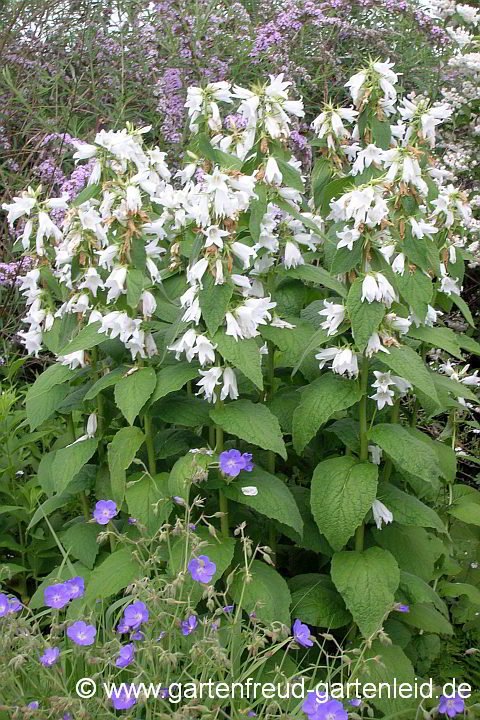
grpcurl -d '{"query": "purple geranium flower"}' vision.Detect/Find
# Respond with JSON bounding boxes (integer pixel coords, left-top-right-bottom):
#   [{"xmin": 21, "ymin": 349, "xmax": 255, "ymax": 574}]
[
  {"xmin": 116, "ymin": 643, "xmax": 135, "ymax": 668},
  {"xmin": 27, "ymin": 701, "xmax": 39, "ymax": 710},
  {"xmin": 439, "ymin": 695, "xmax": 465, "ymax": 718},
  {"xmin": 188, "ymin": 555, "xmax": 216, "ymax": 584},
  {"xmin": 223, "ymin": 605, "xmax": 234, "ymax": 613},
  {"xmin": 293, "ymin": 619, "xmax": 313, "ymax": 647},
  {"xmin": 67, "ymin": 620, "xmax": 96, "ymax": 646},
  {"xmin": 182, "ymin": 615, "xmax": 197, "ymax": 636},
  {"xmin": 131, "ymin": 630, "xmax": 145, "ymax": 641},
  {"xmin": 65, "ymin": 576, "xmax": 84, "ymax": 600},
  {"xmin": 0, "ymin": 593, "xmax": 8, "ymax": 616},
  {"xmin": 93, "ymin": 499, "xmax": 117, "ymax": 525},
  {"xmin": 123, "ymin": 601, "xmax": 148, "ymax": 629},
  {"xmin": 396, "ymin": 604, "xmax": 409, "ymax": 613},
  {"xmin": 111, "ymin": 684, "xmax": 137, "ymax": 711},
  {"xmin": 219, "ymin": 449, "xmax": 254, "ymax": 477},
  {"xmin": 117, "ymin": 618, "xmax": 129, "ymax": 634},
  {"xmin": 40, "ymin": 647, "xmax": 60, "ymax": 666},
  {"xmin": 317, "ymin": 700, "xmax": 348, "ymax": 720},
  {"xmin": 8, "ymin": 596, "xmax": 22, "ymax": 613},
  {"xmin": 128, "ymin": 517, "xmax": 137, "ymax": 524},
  {"xmin": 349, "ymin": 698, "xmax": 362, "ymax": 707},
  {"xmin": 44, "ymin": 583, "xmax": 71, "ymax": 610},
  {"xmin": 303, "ymin": 690, "xmax": 328, "ymax": 718}
]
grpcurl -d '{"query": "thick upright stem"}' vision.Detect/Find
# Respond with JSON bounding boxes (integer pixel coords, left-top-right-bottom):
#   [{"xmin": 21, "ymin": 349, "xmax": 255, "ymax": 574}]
[
  {"xmin": 266, "ymin": 341, "xmax": 277, "ymax": 561},
  {"xmin": 91, "ymin": 347, "xmax": 104, "ymax": 463},
  {"xmin": 216, "ymin": 420, "xmax": 229, "ymax": 538},
  {"xmin": 68, "ymin": 413, "xmax": 90, "ymax": 521},
  {"xmin": 144, "ymin": 412, "xmax": 156, "ymax": 477},
  {"xmin": 355, "ymin": 355, "xmax": 369, "ymax": 552},
  {"xmin": 382, "ymin": 398, "xmax": 400, "ymax": 483}
]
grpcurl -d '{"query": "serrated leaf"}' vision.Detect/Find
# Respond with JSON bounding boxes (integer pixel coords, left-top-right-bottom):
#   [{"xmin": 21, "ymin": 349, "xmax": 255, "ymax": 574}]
[
  {"xmin": 126, "ymin": 268, "xmax": 145, "ymax": 309},
  {"xmin": 407, "ymin": 326, "xmax": 463, "ymax": 359},
  {"xmin": 438, "ymin": 582, "xmax": 480, "ymax": 605},
  {"xmin": 379, "ymin": 484, "xmax": 445, "ymax": 532},
  {"xmin": 432, "ymin": 372, "xmax": 478, "ymax": 402},
  {"xmin": 125, "ymin": 472, "xmax": 171, "ymax": 533},
  {"xmin": 289, "ymin": 574, "xmax": 351, "ymax": 628},
  {"xmin": 72, "ymin": 183, "xmax": 101, "ymax": 207},
  {"xmin": 399, "ymin": 571, "xmax": 448, "ymax": 616},
  {"xmin": 293, "ymin": 375, "xmax": 362, "ymax": 454},
  {"xmin": 311, "ymin": 457, "xmax": 378, "ymax": 551},
  {"xmin": 312, "ymin": 158, "xmax": 333, "ymax": 207},
  {"xmin": 149, "ymin": 363, "xmax": 199, "ymax": 404},
  {"xmin": 371, "ymin": 118, "xmax": 391, "ymax": 149},
  {"xmin": 114, "ymin": 367, "xmax": 156, "ymax": 424},
  {"xmin": 379, "ymin": 344, "xmax": 439, "ymax": 404},
  {"xmin": 331, "ymin": 547, "xmax": 400, "ymax": 638},
  {"xmin": 85, "ymin": 549, "xmax": 142, "ymax": 604},
  {"xmin": 267, "ymin": 389, "xmax": 302, "ymax": 434},
  {"xmin": 369, "ymin": 424, "xmax": 446, "ymax": 485},
  {"xmin": 210, "ymin": 400, "xmax": 287, "ymax": 459},
  {"xmin": 249, "ymin": 183, "xmax": 268, "ymax": 241},
  {"xmin": 347, "ymin": 278, "xmax": 385, "ymax": 351},
  {"xmin": 284, "ymin": 263, "xmax": 347, "ymax": 298},
  {"xmin": 57, "ymin": 321, "xmax": 104, "ymax": 355},
  {"xmin": 52, "ymin": 439, "xmax": 98, "ymax": 494},
  {"xmin": 83, "ymin": 366, "xmax": 127, "ymax": 400},
  {"xmin": 356, "ymin": 642, "xmax": 416, "ymax": 716},
  {"xmin": 26, "ymin": 364, "xmax": 74, "ymax": 430},
  {"xmin": 402, "ymin": 604, "xmax": 453, "ymax": 634},
  {"xmin": 168, "ymin": 452, "xmax": 210, "ymax": 502},
  {"xmin": 153, "ymin": 395, "xmax": 211, "ymax": 426},
  {"xmin": 331, "ymin": 236, "xmax": 364, "ymax": 275},
  {"xmin": 60, "ymin": 523, "xmax": 100, "ymax": 569},
  {"xmin": 451, "ymin": 294, "xmax": 475, "ymax": 327},
  {"xmin": 107, "ymin": 426, "xmax": 145, "ymax": 505},
  {"xmin": 448, "ymin": 502, "xmax": 480, "ymax": 526},
  {"xmin": 230, "ymin": 560, "xmax": 291, "ymax": 626},
  {"xmin": 319, "ymin": 177, "xmax": 352, "ymax": 216},
  {"xmin": 372, "ymin": 525, "xmax": 444, "ymax": 582},
  {"xmin": 214, "ymin": 149, "xmax": 243, "ymax": 170},
  {"xmin": 198, "ymin": 274, "xmax": 233, "ymax": 335},
  {"xmin": 223, "ymin": 468, "xmax": 303, "ymax": 535},
  {"xmin": 214, "ymin": 330, "xmax": 263, "ymax": 390},
  {"xmin": 395, "ymin": 270, "xmax": 433, "ymax": 320},
  {"xmin": 275, "ymin": 158, "xmax": 304, "ymax": 192}
]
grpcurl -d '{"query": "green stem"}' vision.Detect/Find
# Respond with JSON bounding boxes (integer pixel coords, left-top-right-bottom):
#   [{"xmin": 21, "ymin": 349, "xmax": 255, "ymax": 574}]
[
  {"xmin": 91, "ymin": 347, "xmax": 104, "ymax": 463},
  {"xmin": 355, "ymin": 355, "xmax": 369, "ymax": 553},
  {"xmin": 215, "ymin": 410, "xmax": 229, "ymax": 538},
  {"xmin": 144, "ymin": 412, "xmax": 156, "ymax": 477},
  {"xmin": 68, "ymin": 413, "xmax": 90, "ymax": 521},
  {"xmin": 266, "ymin": 341, "xmax": 277, "ymax": 561},
  {"xmin": 382, "ymin": 398, "xmax": 400, "ymax": 483}
]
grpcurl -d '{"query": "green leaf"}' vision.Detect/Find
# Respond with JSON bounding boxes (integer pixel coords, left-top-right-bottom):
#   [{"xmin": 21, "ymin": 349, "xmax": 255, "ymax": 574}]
[
  {"xmin": 347, "ymin": 278, "xmax": 385, "ymax": 351},
  {"xmin": 331, "ymin": 236, "xmax": 364, "ymax": 275},
  {"xmin": 52, "ymin": 439, "xmax": 98, "ymax": 494},
  {"xmin": 438, "ymin": 581, "xmax": 480, "ymax": 605},
  {"xmin": 214, "ymin": 330, "xmax": 263, "ymax": 390},
  {"xmin": 319, "ymin": 177, "xmax": 352, "ymax": 216},
  {"xmin": 125, "ymin": 472, "xmax": 171, "ymax": 533},
  {"xmin": 289, "ymin": 573, "xmax": 351, "ymax": 628},
  {"xmin": 195, "ymin": 132, "xmax": 217, "ymax": 162},
  {"xmin": 432, "ymin": 372, "xmax": 478, "ymax": 402},
  {"xmin": 402, "ymin": 604, "xmax": 453, "ymax": 634},
  {"xmin": 312, "ymin": 158, "xmax": 333, "ymax": 207},
  {"xmin": 273, "ymin": 198, "xmax": 325, "ymax": 236},
  {"xmin": 280, "ymin": 487, "xmax": 333, "ymax": 555},
  {"xmin": 456, "ymin": 333, "xmax": 480, "ymax": 357},
  {"xmin": 57, "ymin": 321, "xmax": 104, "ymax": 355},
  {"xmin": 371, "ymin": 117, "xmax": 391, "ymax": 149},
  {"xmin": 83, "ymin": 366, "xmax": 127, "ymax": 400},
  {"xmin": 276, "ymin": 158, "xmax": 304, "ymax": 192},
  {"xmin": 451, "ymin": 294, "xmax": 475, "ymax": 327},
  {"xmin": 108, "ymin": 426, "xmax": 145, "ymax": 505},
  {"xmin": 292, "ymin": 375, "xmax": 362, "ymax": 454},
  {"xmin": 399, "ymin": 571, "xmax": 448, "ymax": 616},
  {"xmin": 267, "ymin": 389, "xmax": 302, "ymax": 434},
  {"xmin": 210, "ymin": 400, "xmax": 287, "ymax": 459},
  {"xmin": 284, "ymin": 263, "xmax": 347, "ymax": 298},
  {"xmin": 214, "ymin": 149, "xmax": 243, "ymax": 170},
  {"xmin": 249, "ymin": 183, "xmax": 268, "ymax": 241},
  {"xmin": 260, "ymin": 320, "xmax": 329, "ymax": 376},
  {"xmin": 311, "ymin": 457, "xmax": 378, "ymax": 551},
  {"xmin": 230, "ymin": 560, "xmax": 291, "ymax": 626},
  {"xmin": 126, "ymin": 269, "xmax": 145, "ymax": 309},
  {"xmin": 448, "ymin": 502, "xmax": 480, "ymax": 526},
  {"xmin": 407, "ymin": 326, "xmax": 463, "ymax": 359},
  {"xmin": 153, "ymin": 395, "xmax": 210, "ymax": 426},
  {"xmin": 84, "ymin": 548, "xmax": 142, "ymax": 604},
  {"xmin": 395, "ymin": 270, "xmax": 433, "ymax": 320},
  {"xmin": 369, "ymin": 424, "xmax": 442, "ymax": 485},
  {"xmin": 198, "ymin": 274, "xmax": 233, "ymax": 335},
  {"xmin": 114, "ymin": 367, "xmax": 156, "ymax": 424},
  {"xmin": 379, "ymin": 484, "xmax": 445, "ymax": 532},
  {"xmin": 168, "ymin": 452, "xmax": 211, "ymax": 502},
  {"xmin": 356, "ymin": 642, "xmax": 416, "ymax": 716},
  {"xmin": 27, "ymin": 492, "xmax": 74, "ymax": 530},
  {"xmin": 149, "ymin": 363, "xmax": 199, "ymax": 404},
  {"xmin": 72, "ymin": 183, "xmax": 101, "ymax": 206},
  {"xmin": 60, "ymin": 523, "xmax": 99, "ymax": 569},
  {"xmin": 331, "ymin": 547, "xmax": 400, "ymax": 638},
  {"xmin": 372, "ymin": 525, "xmax": 444, "ymax": 582},
  {"xmin": 26, "ymin": 364, "xmax": 74, "ymax": 430},
  {"xmin": 379, "ymin": 345, "xmax": 439, "ymax": 404},
  {"xmin": 223, "ymin": 468, "xmax": 303, "ymax": 535}
]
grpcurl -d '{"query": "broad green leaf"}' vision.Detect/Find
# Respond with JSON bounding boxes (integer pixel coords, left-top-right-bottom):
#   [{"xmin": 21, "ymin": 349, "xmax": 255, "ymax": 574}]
[
  {"xmin": 214, "ymin": 149, "xmax": 243, "ymax": 170},
  {"xmin": 312, "ymin": 158, "xmax": 333, "ymax": 207},
  {"xmin": 379, "ymin": 484, "xmax": 445, "ymax": 532},
  {"xmin": 293, "ymin": 375, "xmax": 362, "ymax": 454},
  {"xmin": 72, "ymin": 183, "xmax": 100, "ymax": 206},
  {"xmin": 57, "ymin": 321, "xmax": 104, "ymax": 355},
  {"xmin": 267, "ymin": 389, "xmax": 302, "ymax": 434},
  {"xmin": 369, "ymin": 424, "xmax": 445, "ymax": 485},
  {"xmin": 356, "ymin": 642, "xmax": 416, "ymax": 716},
  {"xmin": 432, "ymin": 372, "xmax": 478, "ymax": 402},
  {"xmin": 85, "ymin": 549, "xmax": 142, "ymax": 604},
  {"xmin": 260, "ymin": 319, "xmax": 329, "ymax": 377},
  {"xmin": 214, "ymin": 330, "xmax": 263, "ymax": 390},
  {"xmin": 230, "ymin": 560, "xmax": 291, "ymax": 626},
  {"xmin": 371, "ymin": 117, "xmax": 391, "ymax": 149},
  {"xmin": 60, "ymin": 523, "xmax": 99, "ymax": 569},
  {"xmin": 26, "ymin": 364, "xmax": 74, "ymax": 430},
  {"xmin": 149, "ymin": 363, "xmax": 199, "ymax": 404},
  {"xmin": 114, "ymin": 367, "xmax": 156, "ymax": 424},
  {"xmin": 223, "ymin": 468, "xmax": 303, "ymax": 536},
  {"xmin": 448, "ymin": 502, "xmax": 480, "ymax": 526},
  {"xmin": 108, "ymin": 426, "xmax": 145, "ymax": 505},
  {"xmin": 210, "ymin": 400, "xmax": 287, "ymax": 459},
  {"xmin": 372, "ymin": 525, "xmax": 444, "ymax": 582},
  {"xmin": 407, "ymin": 326, "xmax": 463, "ymax": 360},
  {"xmin": 402, "ymin": 604, "xmax": 453, "ymax": 634},
  {"xmin": 249, "ymin": 183, "xmax": 268, "ymax": 241},
  {"xmin": 198, "ymin": 274, "xmax": 233, "ymax": 335},
  {"xmin": 327, "ymin": 418, "xmax": 361, "ymax": 454},
  {"xmin": 83, "ymin": 366, "xmax": 127, "ymax": 400},
  {"xmin": 457, "ymin": 333, "xmax": 480, "ymax": 357},
  {"xmin": 126, "ymin": 268, "xmax": 146, "ymax": 309},
  {"xmin": 284, "ymin": 263, "xmax": 347, "ymax": 298},
  {"xmin": 43, "ymin": 314, "xmax": 78, "ymax": 354},
  {"xmin": 168, "ymin": 452, "xmax": 211, "ymax": 502},
  {"xmin": 125, "ymin": 472, "xmax": 171, "ymax": 533},
  {"xmin": 395, "ymin": 269, "xmax": 433, "ymax": 320},
  {"xmin": 153, "ymin": 395, "xmax": 210, "ymax": 426},
  {"xmin": 331, "ymin": 547, "xmax": 400, "ymax": 638},
  {"xmin": 154, "ymin": 428, "xmax": 200, "ymax": 459},
  {"xmin": 289, "ymin": 574, "xmax": 351, "ymax": 628},
  {"xmin": 379, "ymin": 345, "xmax": 439, "ymax": 405},
  {"xmin": 274, "ymin": 198, "xmax": 325, "ymax": 236},
  {"xmin": 319, "ymin": 177, "xmax": 353, "ymax": 216},
  {"xmin": 331, "ymin": 237, "xmax": 364, "ymax": 275},
  {"xmin": 52, "ymin": 439, "xmax": 98, "ymax": 494},
  {"xmin": 451, "ymin": 294, "xmax": 475, "ymax": 327},
  {"xmin": 346, "ymin": 277, "xmax": 385, "ymax": 351},
  {"xmin": 399, "ymin": 571, "xmax": 448, "ymax": 616},
  {"xmin": 438, "ymin": 581, "xmax": 480, "ymax": 605},
  {"xmin": 276, "ymin": 158, "xmax": 304, "ymax": 192},
  {"xmin": 311, "ymin": 457, "xmax": 378, "ymax": 551},
  {"xmin": 27, "ymin": 491, "xmax": 74, "ymax": 530}
]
